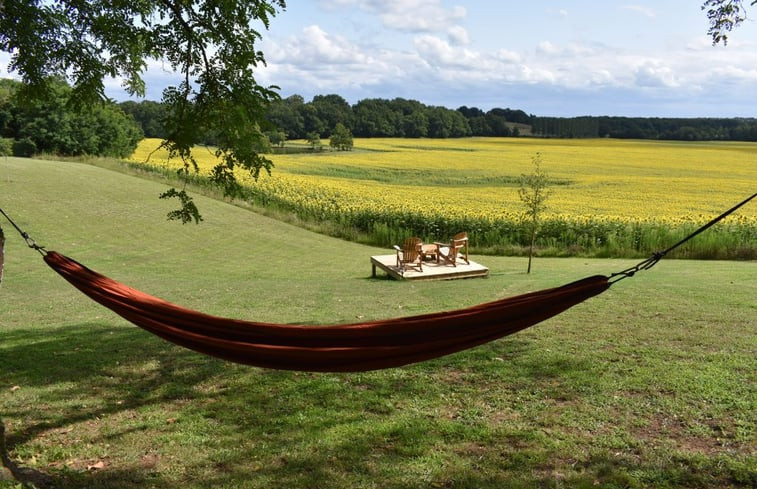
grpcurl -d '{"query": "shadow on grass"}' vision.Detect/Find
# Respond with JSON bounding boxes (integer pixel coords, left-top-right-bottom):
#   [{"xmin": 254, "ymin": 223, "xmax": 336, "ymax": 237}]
[
  {"xmin": 3, "ymin": 322, "xmax": 713, "ymax": 489},
  {"xmin": 2, "ymin": 324, "xmax": 230, "ymax": 487},
  {"xmin": 0, "ymin": 324, "xmax": 537, "ymax": 488}
]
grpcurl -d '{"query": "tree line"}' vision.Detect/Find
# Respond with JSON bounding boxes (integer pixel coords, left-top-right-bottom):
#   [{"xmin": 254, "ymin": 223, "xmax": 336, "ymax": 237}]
[
  {"xmin": 532, "ymin": 116, "xmax": 757, "ymax": 141},
  {"xmin": 0, "ymin": 78, "xmax": 141, "ymax": 157},
  {"xmin": 4, "ymin": 76, "xmax": 757, "ymax": 161},
  {"xmin": 116, "ymin": 93, "xmax": 533, "ymax": 145},
  {"xmin": 123, "ymin": 93, "xmax": 757, "ymax": 144},
  {"xmin": 264, "ymin": 94, "xmax": 532, "ymax": 140}
]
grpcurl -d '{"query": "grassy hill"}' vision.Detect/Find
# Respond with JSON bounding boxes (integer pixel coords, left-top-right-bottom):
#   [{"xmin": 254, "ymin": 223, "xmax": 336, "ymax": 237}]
[{"xmin": 1, "ymin": 157, "xmax": 755, "ymax": 488}]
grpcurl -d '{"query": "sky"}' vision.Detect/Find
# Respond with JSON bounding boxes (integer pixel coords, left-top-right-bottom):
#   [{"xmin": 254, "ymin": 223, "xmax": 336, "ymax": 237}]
[{"xmin": 4, "ymin": 1, "xmax": 757, "ymax": 117}]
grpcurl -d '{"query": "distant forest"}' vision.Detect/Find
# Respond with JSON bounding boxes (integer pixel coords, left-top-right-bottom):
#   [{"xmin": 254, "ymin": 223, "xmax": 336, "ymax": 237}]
[
  {"xmin": 121, "ymin": 93, "xmax": 757, "ymax": 144},
  {"xmin": 4, "ymin": 74, "xmax": 756, "ymax": 160}
]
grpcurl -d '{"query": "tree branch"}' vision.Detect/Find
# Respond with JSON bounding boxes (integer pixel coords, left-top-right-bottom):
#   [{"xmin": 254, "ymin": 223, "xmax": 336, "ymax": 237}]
[
  {"xmin": 156, "ymin": 0, "xmax": 211, "ymax": 72},
  {"xmin": 702, "ymin": 0, "xmax": 755, "ymax": 44}
]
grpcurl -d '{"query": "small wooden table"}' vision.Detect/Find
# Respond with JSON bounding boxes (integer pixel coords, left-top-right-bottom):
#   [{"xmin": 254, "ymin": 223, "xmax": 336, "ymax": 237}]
[{"xmin": 421, "ymin": 243, "xmax": 439, "ymax": 262}]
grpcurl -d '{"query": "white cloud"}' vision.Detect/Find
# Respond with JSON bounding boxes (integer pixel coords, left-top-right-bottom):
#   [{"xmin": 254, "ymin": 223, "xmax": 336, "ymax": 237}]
[
  {"xmin": 413, "ymin": 35, "xmax": 482, "ymax": 68},
  {"xmin": 447, "ymin": 26, "xmax": 470, "ymax": 46},
  {"xmin": 494, "ymin": 48, "xmax": 522, "ymax": 64},
  {"xmin": 263, "ymin": 24, "xmax": 678, "ymax": 98},
  {"xmin": 536, "ymin": 41, "xmax": 560, "ymax": 56},
  {"xmin": 379, "ymin": 2, "xmax": 466, "ymax": 33},
  {"xmin": 259, "ymin": 26, "xmax": 431, "ymax": 95},
  {"xmin": 634, "ymin": 60, "xmax": 680, "ymax": 88},
  {"xmin": 708, "ymin": 65, "xmax": 757, "ymax": 83},
  {"xmin": 267, "ymin": 25, "xmax": 368, "ymax": 65}
]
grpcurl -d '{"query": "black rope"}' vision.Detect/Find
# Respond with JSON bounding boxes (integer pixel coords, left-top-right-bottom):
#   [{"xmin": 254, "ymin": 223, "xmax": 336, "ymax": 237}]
[
  {"xmin": 0, "ymin": 223, "xmax": 4, "ymax": 286},
  {"xmin": 0, "ymin": 207, "xmax": 47, "ymax": 255},
  {"xmin": 609, "ymin": 192, "xmax": 756, "ymax": 284}
]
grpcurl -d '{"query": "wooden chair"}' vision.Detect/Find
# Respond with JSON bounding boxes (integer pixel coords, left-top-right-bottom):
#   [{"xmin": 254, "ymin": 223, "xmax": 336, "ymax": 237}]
[
  {"xmin": 393, "ymin": 237, "xmax": 424, "ymax": 273},
  {"xmin": 436, "ymin": 232, "xmax": 469, "ymax": 267}
]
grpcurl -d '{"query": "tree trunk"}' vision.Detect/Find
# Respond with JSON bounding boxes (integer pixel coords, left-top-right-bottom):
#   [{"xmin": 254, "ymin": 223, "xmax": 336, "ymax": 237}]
[
  {"xmin": 0, "ymin": 416, "xmax": 16, "ymax": 478},
  {"xmin": 527, "ymin": 227, "xmax": 536, "ymax": 274},
  {"xmin": 1, "ymin": 416, "xmax": 52, "ymax": 487}
]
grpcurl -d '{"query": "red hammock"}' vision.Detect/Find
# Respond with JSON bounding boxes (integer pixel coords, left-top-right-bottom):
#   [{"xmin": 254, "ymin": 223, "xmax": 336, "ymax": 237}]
[
  {"xmin": 2, "ymin": 194, "xmax": 751, "ymax": 372},
  {"xmin": 5, "ymin": 194, "xmax": 752, "ymax": 372},
  {"xmin": 43, "ymin": 251, "xmax": 609, "ymax": 372}
]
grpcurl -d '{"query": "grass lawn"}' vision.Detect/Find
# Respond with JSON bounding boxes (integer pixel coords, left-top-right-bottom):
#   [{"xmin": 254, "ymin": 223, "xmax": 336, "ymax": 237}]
[{"xmin": 1, "ymin": 157, "xmax": 755, "ymax": 488}]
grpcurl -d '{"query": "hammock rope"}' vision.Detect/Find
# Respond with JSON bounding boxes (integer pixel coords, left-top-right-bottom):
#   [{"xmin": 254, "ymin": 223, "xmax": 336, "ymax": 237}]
[
  {"xmin": 608, "ymin": 192, "xmax": 756, "ymax": 283},
  {"xmin": 0, "ymin": 223, "xmax": 4, "ymax": 286},
  {"xmin": 1, "ymin": 193, "xmax": 754, "ymax": 372},
  {"xmin": 0, "ymin": 207, "xmax": 45, "ymax": 255}
]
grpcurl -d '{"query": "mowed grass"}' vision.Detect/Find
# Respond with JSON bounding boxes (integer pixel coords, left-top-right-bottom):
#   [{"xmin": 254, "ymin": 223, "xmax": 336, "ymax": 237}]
[{"xmin": 1, "ymin": 157, "xmax": 755, "ymax": 488}]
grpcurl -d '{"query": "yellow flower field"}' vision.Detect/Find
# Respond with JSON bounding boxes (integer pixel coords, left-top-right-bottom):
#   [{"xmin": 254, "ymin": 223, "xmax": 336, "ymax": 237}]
[{"xmin": 130, "ymin": 137, "xmax": 756, "ymax": 257}]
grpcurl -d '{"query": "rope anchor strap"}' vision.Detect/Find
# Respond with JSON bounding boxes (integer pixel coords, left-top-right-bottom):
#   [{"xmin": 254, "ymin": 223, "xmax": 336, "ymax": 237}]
[
  {"xmin": 0, "ymin": 207, "xmax": 47, "ymax": 255},
  {"xmin": 610, "ymin": 192, "xmax": 756, "ymax": 283},
  {"xmin": 0, "ymin": 224, "xmax": 4, "ymax": 285}
]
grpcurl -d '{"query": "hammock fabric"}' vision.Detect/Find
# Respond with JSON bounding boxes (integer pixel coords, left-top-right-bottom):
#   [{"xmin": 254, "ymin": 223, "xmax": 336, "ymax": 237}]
[{"xmin": 44, "ymin": 251, "xmax": 609, "ymax": 372}]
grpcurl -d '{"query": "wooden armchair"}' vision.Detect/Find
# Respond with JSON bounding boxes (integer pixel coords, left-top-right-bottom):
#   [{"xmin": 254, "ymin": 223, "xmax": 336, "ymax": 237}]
[
  {"xmin": 436, "ymin": 232, "xmax": 469, "ymax": 267},
  {"xmin": 393, "ymin": 237, "xmax": 424, "ymax": 273}
]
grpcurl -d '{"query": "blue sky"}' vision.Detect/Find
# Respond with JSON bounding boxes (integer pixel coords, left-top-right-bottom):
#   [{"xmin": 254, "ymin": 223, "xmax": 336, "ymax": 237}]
[
  {"xmin": 4, "ymin": 1, "xmax": 757, "ymax": 117},
  {"xmin": 248, "ymin": 0, "xmax": 757, "ymax": 117}
]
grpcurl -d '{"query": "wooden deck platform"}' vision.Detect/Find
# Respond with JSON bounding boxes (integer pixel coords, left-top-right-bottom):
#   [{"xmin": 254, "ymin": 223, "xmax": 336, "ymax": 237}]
[{"xmin": 370, "ymin": 254, "xmax": 489, "ymax": 281}]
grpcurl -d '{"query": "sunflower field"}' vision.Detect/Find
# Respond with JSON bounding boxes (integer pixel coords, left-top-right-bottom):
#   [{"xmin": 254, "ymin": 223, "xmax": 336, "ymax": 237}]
[{"xmin": 129, "ymin": 137, "xmax": 756, "ymax": 259}]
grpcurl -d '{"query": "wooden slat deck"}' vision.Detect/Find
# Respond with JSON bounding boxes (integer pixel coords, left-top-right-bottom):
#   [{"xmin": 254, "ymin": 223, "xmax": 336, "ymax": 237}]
[{"xmin": 370, "ymin": 254, "xmax": 489, "ymax": 281}]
